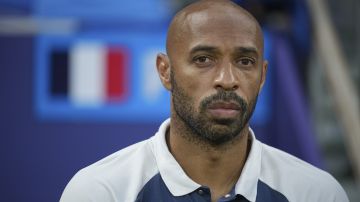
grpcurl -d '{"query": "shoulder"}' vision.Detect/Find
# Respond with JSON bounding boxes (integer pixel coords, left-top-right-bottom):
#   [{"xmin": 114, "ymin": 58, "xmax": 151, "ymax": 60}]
[
  {"xmin": 259, "ymin": 142, "xmax": 349, "ymax": 202},
  {"xmin": 60, "ymin": 138, "xmax": 159, "ymax": 202}
]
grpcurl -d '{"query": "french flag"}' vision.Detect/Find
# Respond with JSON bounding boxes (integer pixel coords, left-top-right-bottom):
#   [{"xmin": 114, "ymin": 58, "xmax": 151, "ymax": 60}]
[{"xmin": 49, "ymin": 42, "xmax": 129, "ymax": 107}]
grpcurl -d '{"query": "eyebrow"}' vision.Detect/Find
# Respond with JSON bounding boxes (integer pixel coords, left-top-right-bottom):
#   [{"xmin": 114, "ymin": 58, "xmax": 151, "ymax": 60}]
[
  {"xmin": 189, "ymin": 45, "xmax": 220, "ymax": 55},
  {"xmin": 235, "ymin": 47, "xmax": 259, "ymax": 57},
  {"xmin": 189, "ymin": 45, "xmax": 259, "ymax": 57}
]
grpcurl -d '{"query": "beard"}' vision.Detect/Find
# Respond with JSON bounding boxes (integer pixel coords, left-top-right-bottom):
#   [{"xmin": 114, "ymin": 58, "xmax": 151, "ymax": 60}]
[{"xmin": 171, "ymin": 70, "xmax": 258, "ymax": 147}]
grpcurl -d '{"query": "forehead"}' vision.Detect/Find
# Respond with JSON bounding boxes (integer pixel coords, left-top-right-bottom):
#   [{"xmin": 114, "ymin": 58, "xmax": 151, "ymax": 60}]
[{"xmin": 179, "ymin": 9, "xmax": 262, "ymax": 54}]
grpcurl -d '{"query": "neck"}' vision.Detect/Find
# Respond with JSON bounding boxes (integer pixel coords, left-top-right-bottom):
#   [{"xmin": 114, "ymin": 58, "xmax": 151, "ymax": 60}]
[{"xmin": 167, "ymin": 116, "xmax": 251, "ymax": 201}]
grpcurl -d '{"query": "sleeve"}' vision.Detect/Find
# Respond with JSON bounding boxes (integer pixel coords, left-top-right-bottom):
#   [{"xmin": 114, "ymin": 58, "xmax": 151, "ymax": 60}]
[
  {"xmin": 333, "ymin": 181, "xmax": 349, "ymax": 202},
  {"xmin": 60, "ymin": 170, "xmax": 114, "ymax": 202},
  {"xmin": 321, "ymin": 173, "xmax": 350, "ymax": 202}
]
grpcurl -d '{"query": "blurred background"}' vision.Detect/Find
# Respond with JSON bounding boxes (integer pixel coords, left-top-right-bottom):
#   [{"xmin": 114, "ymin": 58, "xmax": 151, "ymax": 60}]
[{"xmin": 0, "ymin": 0, "xmax": 359, "ymax": 201}]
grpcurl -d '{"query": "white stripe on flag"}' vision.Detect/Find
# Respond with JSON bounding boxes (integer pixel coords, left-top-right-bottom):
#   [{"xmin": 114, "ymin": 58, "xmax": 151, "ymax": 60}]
[
  {"xmin": 142, "ymin": 49, "xmax": 164, "ymax": 103},
  {"xmin": 69, "ymin": 42, "xmax": 106, "ymax": 107}
]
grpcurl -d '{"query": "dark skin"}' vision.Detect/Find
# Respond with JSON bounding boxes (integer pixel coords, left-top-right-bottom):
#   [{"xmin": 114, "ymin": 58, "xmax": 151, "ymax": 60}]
[{"xmin": 156, "ymin": 1, "xmax": 267, "ymax": 201}]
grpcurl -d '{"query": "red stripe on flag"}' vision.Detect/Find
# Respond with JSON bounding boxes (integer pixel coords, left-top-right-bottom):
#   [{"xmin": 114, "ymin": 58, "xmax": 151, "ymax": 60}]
[{"xmin": 106, "ymin": 47, "xmax": 128, "ymax": 102}]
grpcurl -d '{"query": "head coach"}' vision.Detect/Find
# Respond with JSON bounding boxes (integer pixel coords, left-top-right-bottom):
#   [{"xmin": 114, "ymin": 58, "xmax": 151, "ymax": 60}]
[{"xmin": 60, "ymin": 0, "xmax": 349, "ymax": 201}]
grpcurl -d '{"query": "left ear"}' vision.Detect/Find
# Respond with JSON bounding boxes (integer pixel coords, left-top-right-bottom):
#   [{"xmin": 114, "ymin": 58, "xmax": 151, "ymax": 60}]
[{"xmin": 259, "ymin": 60, "xmax": 268, "ymax": 92}]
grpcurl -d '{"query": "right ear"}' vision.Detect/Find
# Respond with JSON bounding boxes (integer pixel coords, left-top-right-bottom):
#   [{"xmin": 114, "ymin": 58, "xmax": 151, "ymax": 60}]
[{"xmin": 156, "ymin": 53, "xmax": 172, "ymax": 91}]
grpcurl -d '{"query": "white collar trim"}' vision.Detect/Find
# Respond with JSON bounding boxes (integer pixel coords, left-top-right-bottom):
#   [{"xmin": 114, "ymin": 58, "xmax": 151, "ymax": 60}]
[
  {"xmin": 234, "ymin": 128, "xmax": 262, "ymax": 201},
  {"xmin": 152, "ymin": 119, "xmax": 262, "ymax": 200},
  {"xmin": 152, "ymin": 118, "xmax": 201, "ymax": 196}
]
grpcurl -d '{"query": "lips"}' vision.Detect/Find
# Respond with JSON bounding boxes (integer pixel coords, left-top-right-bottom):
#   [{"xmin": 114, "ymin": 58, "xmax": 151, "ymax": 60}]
[
  {"xmin": 207, "ymin": 101, "xmax": 241, "ymax": 118},
  {"xmin": 208, "ymin": 101, "xmax": 241, "ymax": 110}
]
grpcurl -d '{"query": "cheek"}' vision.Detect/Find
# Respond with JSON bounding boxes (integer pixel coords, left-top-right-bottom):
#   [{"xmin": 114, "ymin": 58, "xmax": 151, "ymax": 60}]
[
  {"xmin": 182, "ymin": 80, "xmax": 204, "ymax": 109},
  {"xmin": 174, "ymin": 65, "xmax": 212, "ymax": 100},
  {"xmin": 236, "ymin": 70, "xmax": 262, "ymax": 100}
]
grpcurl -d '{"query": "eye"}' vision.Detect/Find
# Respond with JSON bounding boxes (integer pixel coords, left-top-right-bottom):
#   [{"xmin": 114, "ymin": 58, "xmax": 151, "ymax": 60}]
[
  {"xmin": 237, "ymin": 57, "xmax": 255, "ymax": 66},
  {"xmin": 193, "ymin": 56, "xmax": 214, "ymax": 67},
  {"xmin": 194, "ymin": 56, "xmax": 210, "ymax": 63}
]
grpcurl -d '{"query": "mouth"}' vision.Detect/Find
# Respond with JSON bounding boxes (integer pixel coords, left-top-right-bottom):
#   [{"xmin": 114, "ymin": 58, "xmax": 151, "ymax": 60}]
[{"xmin": 207, "ymin": 101, "xmax": 241, "ymax": 118}]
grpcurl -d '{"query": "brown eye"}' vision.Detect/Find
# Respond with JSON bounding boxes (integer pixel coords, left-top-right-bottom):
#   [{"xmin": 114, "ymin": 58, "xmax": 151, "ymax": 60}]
[
  {"xmin": 193, "ymin": 56, "xmax": 214, "ymax": 67},
  {"xmin": 238, "ymin": 58, "xmax": 255, "ymax": 66},
  {"xmin": 195, "ymin": 56, "xmax": 210, "ymax": 63}
]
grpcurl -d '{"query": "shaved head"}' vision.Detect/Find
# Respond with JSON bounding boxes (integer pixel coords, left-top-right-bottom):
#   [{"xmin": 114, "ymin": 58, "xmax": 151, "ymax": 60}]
[
  {"xmin": 157, "ymin": 0, "xmax": 268, "ymax": 148},
  {"xmin": 166, "ymin": 0, "xmax": 264, "ymax": 61}
]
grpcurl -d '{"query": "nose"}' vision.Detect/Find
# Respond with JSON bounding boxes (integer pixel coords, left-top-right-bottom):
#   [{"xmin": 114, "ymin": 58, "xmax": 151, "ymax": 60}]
[{"xmin": 213, "ymin": 62, "xmax": 239, "ymax": 91}]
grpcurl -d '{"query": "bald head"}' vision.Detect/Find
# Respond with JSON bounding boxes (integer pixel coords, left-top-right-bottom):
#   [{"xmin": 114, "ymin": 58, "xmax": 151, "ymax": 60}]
[
  {"xmin": 156, "ymin": 0, "xmax": 268, "ymax": 148},
  {"xmin": 166, "ymin": 0, "xmax": 264, "ymax": 60}
]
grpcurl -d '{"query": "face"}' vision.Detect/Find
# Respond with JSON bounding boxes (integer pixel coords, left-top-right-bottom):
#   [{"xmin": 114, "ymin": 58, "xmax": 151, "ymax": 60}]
[{"xmin": 159, "ymin": 7, "xmax": 267, "ymax": 146}]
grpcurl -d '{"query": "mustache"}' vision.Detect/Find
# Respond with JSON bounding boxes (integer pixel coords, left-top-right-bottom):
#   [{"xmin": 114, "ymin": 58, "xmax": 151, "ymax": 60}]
[{"xmin": 200, "ymin": 90, "xmax": 247, "ymax": 111}]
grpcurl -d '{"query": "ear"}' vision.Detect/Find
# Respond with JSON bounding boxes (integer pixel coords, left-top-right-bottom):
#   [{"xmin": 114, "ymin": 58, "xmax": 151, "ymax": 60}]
[
  {"xmin": 259, "ymin": 60, "xmax": 268, "ymax": 91},
  {"xmin": 156, "ymin": 53, "xmax": 172, "ymax": 91}
]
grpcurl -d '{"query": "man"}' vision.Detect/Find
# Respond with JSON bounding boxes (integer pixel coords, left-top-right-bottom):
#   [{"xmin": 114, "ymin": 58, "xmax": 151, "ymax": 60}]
[{"xmin": 61, "ymin": 0, "xmax": 349, "ymax": 201}]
